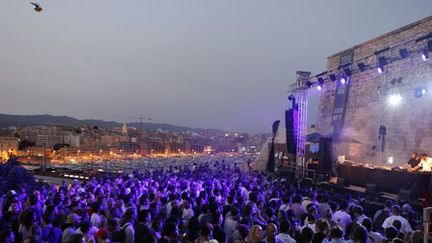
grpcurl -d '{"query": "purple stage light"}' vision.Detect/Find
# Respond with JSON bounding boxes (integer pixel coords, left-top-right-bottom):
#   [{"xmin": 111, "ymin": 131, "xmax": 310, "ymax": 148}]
[
  {"xmin": 377, "ymin": 66, "xmax": 383, "ymax": 74},
  {"xmin": 317, "ymin": 85, "xmax": 322, "ymax": 91},
  {"xmin": 340, "ymin": 77, "xmax": 346, "ymax": 84}
]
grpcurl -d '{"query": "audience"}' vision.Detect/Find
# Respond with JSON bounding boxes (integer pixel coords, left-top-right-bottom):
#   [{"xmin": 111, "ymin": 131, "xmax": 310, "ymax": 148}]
[{"xmin": 0, "ymin": 155, "xmax": 426, "ymax": 243}]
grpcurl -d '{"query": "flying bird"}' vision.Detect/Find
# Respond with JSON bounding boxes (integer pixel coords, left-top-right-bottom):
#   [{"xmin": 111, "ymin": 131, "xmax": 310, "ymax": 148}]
[{"xmin": 30, "ymin": 2, "xmax": 43, "ymax": 12}]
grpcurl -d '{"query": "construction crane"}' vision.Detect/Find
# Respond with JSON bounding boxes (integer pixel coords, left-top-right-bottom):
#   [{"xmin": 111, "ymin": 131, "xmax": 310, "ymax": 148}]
[{"xmin": 115, "ymin": 115, "xmax": 152, "ymax": 145}]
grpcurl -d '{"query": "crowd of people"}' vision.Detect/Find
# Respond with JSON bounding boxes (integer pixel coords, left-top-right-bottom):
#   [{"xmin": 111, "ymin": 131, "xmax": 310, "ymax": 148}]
[{"xmin": 0, "ymin": 156, "xmax": 425, "ymax": 243}]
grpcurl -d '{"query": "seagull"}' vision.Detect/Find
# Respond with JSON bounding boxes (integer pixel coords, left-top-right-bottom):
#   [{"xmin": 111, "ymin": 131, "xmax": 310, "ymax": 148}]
[{"xmin": 30, "ymin": 2, "xmax": 43, "ymax": 12}]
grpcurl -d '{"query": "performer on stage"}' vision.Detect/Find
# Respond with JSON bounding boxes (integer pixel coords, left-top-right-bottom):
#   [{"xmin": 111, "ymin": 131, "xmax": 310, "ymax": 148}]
[
  {"xmin": 402, "ymin": 152, "xmax": 420, "ymax": 170},
  {"xmin": 410, "ymin": 153, "xmax": 432, "ymax": 172}
]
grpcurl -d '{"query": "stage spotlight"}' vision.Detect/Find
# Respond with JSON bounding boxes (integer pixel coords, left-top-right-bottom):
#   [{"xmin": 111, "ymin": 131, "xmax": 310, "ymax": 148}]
[
  {"xmin": 340, "ymin": 76, "xmax": 346, "ymax": 84},
  {"xmin": 317, "ymin": 77, "xmax": 324, "ymax": 90},
  {"xmin": 399, "ymin": 48, "xmax": 409, "ymax": 58},
  {"xmin": 387, "ymin": 157, "xmax": 394, "ymax": 164},
  {"xmin": 305, "ymin": 81, "xmax": 314, "ymax": 88},
  {"xmin": 415, "ymin": 87, "xmax": 427, "ymax": 98},
  {"xmin": 343, "ymin": 68, "xmax": 352, "ymax": 76},
  {"xmin": 422, "ymin": 49, "xmax": 429, "ymax": 61},
  {"xmin": 377, "ymin": 66, "xmax": 384, "ymax": 74},
  {"xmin": 329, "ymin": 74, "xmax": 336, "ymax": 82},
  {"xmin": 358, "ymin": 62, "xmax": 367, "ymax": 72},
  {"xmin": 377, "ymin": 56, "xmax": 387, "ymax": 74},
  {"xmin": 388, "ymin": 94, "xmax": 402, "ymax": 105}
]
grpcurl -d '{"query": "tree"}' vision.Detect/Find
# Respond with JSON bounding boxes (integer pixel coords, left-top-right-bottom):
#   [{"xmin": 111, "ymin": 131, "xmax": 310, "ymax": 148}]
[
  {"xmin": 0, "ymin": 158, "xmax": 36, "ymax": 195},
  {"xmin": 18, "ymin": 139, "xmax": 36, "ymax": 150},
  {"xmin": 53, "ymin": 143, "xmax": 70, "ymax": 151}
]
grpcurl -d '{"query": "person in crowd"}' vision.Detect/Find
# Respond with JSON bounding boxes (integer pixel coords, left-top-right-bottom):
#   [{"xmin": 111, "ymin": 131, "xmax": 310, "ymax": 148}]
[
  {"xmin": 352, "ymin": 206, "xmax": 367, "ymax": 225},
  {"xmin": 291, "ymin": 194, "xmax": 307, "ymax": 221},
  {"xmin": 384, "ymin": 226, "xmax": 399, "ymax": 242},
  {"xmin": 78, "ymin": 221, "xmax": 96, "ymax": 243},
  {"xmin": 313, "ymin": 219, "xmax": 329, "ymax": 243},
  {"xmin": 406, "ymin": 230, "xmax": 423, "ymax": 243},
  {"xmin": 263, "ymin": 223, "xmax": 283, "ymax": 243},
  {"xmin": 302, "ymin": 214, "xmax": 316, "ymax": 233},
  {"xmin": 403, "ymin": 152, "xmax": 421, "ymax": 170},
  {"xmin": 233, "ymin": 224, "xmax": 249, "ymax": 243},
  {"xmin": 299, "ymin": 226, "xmax": 314, "ymax": 243},
  {"xmin": 224, "ymin": 207, "xmax": 240, "ymax": 241},
  {"xmin": 41, "ymin": 213, "xmax": 63, "ymax": 243},
  {"xmin": 247, "ymin": 225, "xmax": 262, "ymax": 243},
  {"xmin": 194, "ymin": 223, "xmax": 217, "ymax": 243},
  {"xmin": 120, "ymin": 208, "xmax": 136, "ymax": 243},
  {"xmin": 18, "ymin": 210, "xmax": 37, "ymax": 242},
  {"xmin": 95, "ymin": 228, "xmax": 110, "ymax": 243},
  {"xmin": 323, "ymin": 226, "xmax": 344, "ymax": 243},
  {"xmin": 349, "ymin": 223, "xmax": 368, "ymax": 243},
  {"xmin": 372, "ymin": 199, "xmax": 393, "ymax": 231},
  {"xmin": 0, "ymin": 228, "xmax": 15, "ymax": 243},
  {"xmin": 332, "ymin": 200, "xmax": 351, "ymax": 233},
  {"xmin": 382, "ymin": 205, "xmax": 412, "ymax": 234},
  {"xmin": 135, "ymin": 210, "xmax": 155, "ymax": 243},
  {"xmin": 362, "ymin": 217, "xmax": 384, "ymax": 243},
  {"xmin": 411, "ymin": 153, "xmax": 432, "ymax": 172},
  {"xmin": 276, "ymin": 220, "xmax": 296, "ymax": 243},
  {"xmin": 211, "ymin": 213, "xmax": 226, "ymax": 243},
  {"xmin": 63, "ymin": 213, "xmax": 82, "ymax": 243},
  {"xmin": 318, "ymin": 194, "xmax": 331, "ymax": 218},
  {"xmin": 159, "ymin": 222, "xmax": 179, "ymax": 243}
]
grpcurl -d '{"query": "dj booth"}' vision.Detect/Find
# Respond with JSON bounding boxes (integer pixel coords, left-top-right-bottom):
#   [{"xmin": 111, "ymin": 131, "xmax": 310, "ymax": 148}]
[{"xmin": 336, "ymin": 163, "xmax": 432, "ymax": 198}]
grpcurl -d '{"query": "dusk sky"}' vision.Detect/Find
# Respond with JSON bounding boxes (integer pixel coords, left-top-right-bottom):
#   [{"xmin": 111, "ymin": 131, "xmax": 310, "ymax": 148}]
[{"xmin": 1, "ymin": 1, "xmax": 431, "ymax": 133}]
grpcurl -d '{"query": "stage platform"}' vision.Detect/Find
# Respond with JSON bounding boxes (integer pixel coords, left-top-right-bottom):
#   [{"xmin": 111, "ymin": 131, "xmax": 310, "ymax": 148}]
[
  {"xmin": 336, "ymin": 163, "xmax": 431, "ymax": 199},
  {"xmin": 326, "ymin": 177, "xmax": 399, "ymax": 201}
]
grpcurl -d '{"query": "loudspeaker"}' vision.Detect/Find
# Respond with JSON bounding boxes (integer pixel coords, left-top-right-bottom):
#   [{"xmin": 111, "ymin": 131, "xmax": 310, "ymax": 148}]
[
  {"xmin": 337, "ymin": 177, "xmax": 350, "ymax": 187},
  {"xmin": 285, "ymin": 109, "xmax": 296, "ymax": 154},
  {"xmin": 398, "ymin": 189, "xmax": 412, "ymax": 200},
  {"xmin": 319, "ymin": 137, "xmax": 333, "ymax": 173},
  {"xmin": 366, "ymin": 183, "xmax": 380, "ymax": 196}
]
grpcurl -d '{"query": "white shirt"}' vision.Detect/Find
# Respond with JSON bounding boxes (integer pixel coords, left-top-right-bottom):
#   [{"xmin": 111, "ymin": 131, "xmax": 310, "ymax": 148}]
[
  {"xmin": 419, "ymin": 157, "xmax": 432, "ymax": 171},
  {"xmin": 382, "ymin": 215, "xmax": 412, "ymax": 233},
  {"xmin": 90, "ymin": 213, "xmax": 102, "ymax": 228},
  {"xmin": 182, "ymin": 208, "xmax": 194, "ymax": 225},
  {"xmin": 276, "ymin": 233, "xmax": 296, "ymax": 243},
  {"xmin": 368, "ymin": 231, "xmax": 385, "ymax": 243},
  {"xmin": 223, "ymin": 216, "xmax": 238, "ymax": 241},
  {"xmin": 332, "ymin": 210, "xmax": 351, "ymax": 231},
  {"xmin": 279, "ymin": 204, "xmax": 290, "ymax": 212}
]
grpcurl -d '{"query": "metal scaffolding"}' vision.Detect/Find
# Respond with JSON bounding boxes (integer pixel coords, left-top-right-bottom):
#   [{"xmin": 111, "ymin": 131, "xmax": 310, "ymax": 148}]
[{"xmin": 294, "ymin": 71, "xmax": 310, "ymax": 183}]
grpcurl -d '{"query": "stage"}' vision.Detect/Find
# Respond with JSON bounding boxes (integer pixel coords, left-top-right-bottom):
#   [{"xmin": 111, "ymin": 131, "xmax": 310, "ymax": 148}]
[{"xmin": 336, "ymin": 163, "xmax": 431, "ymax": 199}]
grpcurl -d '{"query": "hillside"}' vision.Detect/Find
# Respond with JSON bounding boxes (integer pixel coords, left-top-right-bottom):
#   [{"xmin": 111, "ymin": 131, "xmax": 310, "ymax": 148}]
[{"xmin": 0, "ymin": 114, "xmax": 223, "ymax": 133}]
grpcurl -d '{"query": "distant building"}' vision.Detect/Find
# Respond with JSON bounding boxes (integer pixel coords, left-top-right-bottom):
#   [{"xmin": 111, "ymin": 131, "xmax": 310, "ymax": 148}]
[
  {"xmin": 122, "ymin": 123, "xmax": 128, "ymax": 135},
  {"xmin": 64, "ymin": 134, "xmax": 80, "ymax": 147},
  {"xmin": 0, "ymin": 136, "xmax": 19, "ymax": 160}
]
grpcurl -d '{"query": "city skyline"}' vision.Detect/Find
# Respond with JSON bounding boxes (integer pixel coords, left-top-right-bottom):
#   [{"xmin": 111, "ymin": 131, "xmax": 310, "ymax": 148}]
[{"xmin": 1, "ymin": 1, "xmax": 431, "ymax": 133}]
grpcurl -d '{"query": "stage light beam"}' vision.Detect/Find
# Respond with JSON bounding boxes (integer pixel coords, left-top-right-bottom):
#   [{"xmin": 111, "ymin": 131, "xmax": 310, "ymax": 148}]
[
  {"xmin": 388, "ymin": 94, "xmax": 402, "ymax": 105},
  {"xmin": 340, "ymin": 77, "xmax": 346, "ymax": 84},
  {"xmin": 377, "ymin": 56, "xmax": 387, "ymax": 74}
]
